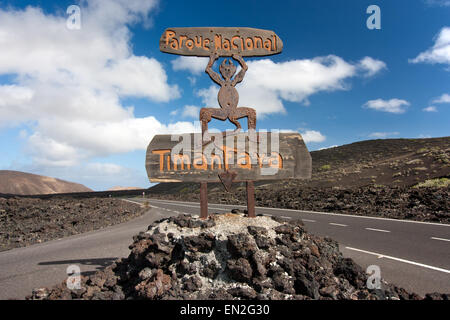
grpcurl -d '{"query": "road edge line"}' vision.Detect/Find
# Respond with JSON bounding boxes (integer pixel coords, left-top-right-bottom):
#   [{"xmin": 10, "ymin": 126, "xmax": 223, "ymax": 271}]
[{"xmin": 344, "ymin": 246, "xmax": 450, "ymax": 274}]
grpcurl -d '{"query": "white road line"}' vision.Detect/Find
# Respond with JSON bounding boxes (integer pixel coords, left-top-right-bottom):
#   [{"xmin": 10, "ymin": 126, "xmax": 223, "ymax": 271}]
[
  {"xmin": 122, "ymin": 199, "xmax": 164, "ymax": 211},
  {"xmin": 302, "ymin": 219, "xmax": 316, "ymax": 223},
  {"xmin": 345, "ymin": 246, "xmax": 450, "ymax": 274},
  {"xmin": 121, "ymin": 199, "xmax": 142, "ymax": 205},
  {"xmin": 280, "ymin": 216, "xmax": 292, "ymax": 219},
  {"xmin": 431, "ymin": 237, "xmax": 450, "ymax": 242},
  {"xmin": 365, "ymin": 228, "xmax": 391, "ymax": 233},
  {"xmin": 147, "ymin": 199, "xmax": 450, "ymax": 227},
  {"xmin": 329, "ymin": 223, "xmax": 348, "ymax": 227}
]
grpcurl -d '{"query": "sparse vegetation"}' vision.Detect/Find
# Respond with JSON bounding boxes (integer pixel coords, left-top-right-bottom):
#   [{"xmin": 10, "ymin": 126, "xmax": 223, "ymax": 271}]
[
  {"xmin": 416, "ymin": 147, "xmax": 428, "ymax": 154},
  {"xmin": 406, "ymin": 159, "xmax": 423, "ymax": 165},
  {"xmin": 436, "ymin": 152, "xmax": 449, "ymax": 164},
  {"xmin": 320, "ymin": 164, "xmax": 331, "ymax": 171},
  {"xmin": 413, "ymin": 178, "xmax": 450, "ymax": 189},
  {"xmin": 179, "ymin": 187, "xmax": 190, "ymax": 194}
]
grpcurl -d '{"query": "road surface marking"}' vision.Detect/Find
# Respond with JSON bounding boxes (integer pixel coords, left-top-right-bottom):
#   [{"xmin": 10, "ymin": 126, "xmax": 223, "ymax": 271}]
[
  {"xmin": 146, "ymin": 199, "xmax": 450, "ymax": 227},
  {"xmin": 345, "ymin": 247, "xmax": 450, "ymax": 274},
  {"xmin": 302, "ymin": 219, "xmax": 316, "ymax": 223},
  {"xmin": 431, "ymin": 237, "xmax": 450, "ymax": 242},
  {"xmin": 365, "ymin": 228, "xmax": 391, "ymax": 233},
  {"xmin": 121, "ymin": 199, "xmax": 143, "ymax": 205},
  {"xmin": 280, "ymin": 216, "xmax": 292, "ymax": 219},
  {"xmin": 329, "ymin": 223, "xmax": 348, "ymax": 227}
]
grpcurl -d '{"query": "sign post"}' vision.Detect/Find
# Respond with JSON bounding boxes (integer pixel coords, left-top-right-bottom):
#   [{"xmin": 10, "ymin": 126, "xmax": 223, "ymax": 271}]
[{"xmin": 147, "ymin": 27, "xmax": 311, "ymax": 219}]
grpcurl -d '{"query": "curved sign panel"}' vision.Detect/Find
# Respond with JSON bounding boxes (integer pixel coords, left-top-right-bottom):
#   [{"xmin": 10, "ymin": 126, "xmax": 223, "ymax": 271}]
[
  {"xmin": 159, "ymin": 27, "xmax": 283, "ymax": 57},
  {"xmin": 146, "ymin": 132, "xmax": 311, "ymax": 183}
]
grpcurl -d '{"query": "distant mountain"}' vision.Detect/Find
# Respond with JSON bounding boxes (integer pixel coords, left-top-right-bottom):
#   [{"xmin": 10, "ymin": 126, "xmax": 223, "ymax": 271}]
[
  {"xmin": 0, "ymin": 170, "xmax": 92, "ymax": 195},
  {"xmin": 107, "ymin": 186, "xmax": 144, "ymax": 191}
]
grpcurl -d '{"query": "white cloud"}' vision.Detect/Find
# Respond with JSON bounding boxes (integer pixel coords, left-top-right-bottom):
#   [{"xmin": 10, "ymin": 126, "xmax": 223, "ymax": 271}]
[
  {"xmin": 187, "ymin": 76, "xmax": 197, "ymax": 86},
  {"xmin": 432, "ymin": 93, "xmax": 450, "ymax": 103},
  {"xmin": 171, "ymin": 56, "xmax": 208, "ymax": 75},
  {"xmin": 368, "ymin": 132, "xmax": 400, "ymax": 138},
  {"xmin": 0, "ymin": 85, "xmax": 35, "ymax": 126},
  {"xmin": 410, "ymin": 27, "xmax": 450, "ymax": 67},
  {"xmin": 425, "ymin": 0, "xmax": 450, "ymax": 7},
  {"xmin": 300, "ymin": 130, "xmax": 326, "ymax": 143},
  {"xmin": 79, "ymin": 162, "xmax": 150, "ymax": 190},
  {"xmin": 85, "ymin": 162, "xmax": 127, "ymax": 176},
  {"xmin": 423, "ymin": 106, "xmax": 438, "ymax": 112},
  {"xmin": 318, "ymin": 145, "xmax": 338, "ymax": 150},
  {"xmin": 363, "ymin": 99, "xmax": 410, "ymax": 114},
  {"xmin": 195, "ymin": 55, "xmax": 386, "ymax": 117},
  {"xmin": 181, "ymin": 105, "xmax": 200, "ymax": 119},
  {"xmin": 358, "ymin": 57, "xmax": 387, "ymax": 77},
  {"xmin": 26, "ymin": 117, "xmax": 200, "ymax": 166},
  {"xmin": 0, "ymin": 1, "xmax": 195, "ymax": 176}
]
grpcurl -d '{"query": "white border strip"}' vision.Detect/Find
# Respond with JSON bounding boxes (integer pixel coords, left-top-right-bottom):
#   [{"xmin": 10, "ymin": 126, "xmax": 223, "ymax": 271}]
[
  {"xmin": 345, "ymin": 246, "xmax": 450, "ymax": 274},
  {"xmin": 431, "ymin": 237, "xmax": 450, "ymax": 242},
  {"xmin": 329, "ymin": 223, "xmax": 348, "ymax": 227}
]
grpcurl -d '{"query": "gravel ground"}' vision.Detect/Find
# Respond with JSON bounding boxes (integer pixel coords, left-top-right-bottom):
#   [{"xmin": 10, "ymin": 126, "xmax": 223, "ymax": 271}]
[
  {"xmin": 149, "ymin": 185, "xmax": 450, "ymax": 224},
  {"xmin": 0, "ymin": 197, "xmax": 145, "ymax": 251}
]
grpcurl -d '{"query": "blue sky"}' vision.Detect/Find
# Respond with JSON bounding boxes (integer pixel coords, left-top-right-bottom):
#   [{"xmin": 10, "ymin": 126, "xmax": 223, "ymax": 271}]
[{"xmin": 0, "ymin": 0, "xmax": 449, "ymax": 190}]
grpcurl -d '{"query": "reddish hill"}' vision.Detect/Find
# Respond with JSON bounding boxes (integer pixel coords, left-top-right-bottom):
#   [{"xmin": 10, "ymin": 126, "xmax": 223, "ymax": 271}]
[
  {"xmin": 107, "ymin": 186, "xmax": 144, "ymax": 191},
  {"xmin": 0, "ymin": 170, "xmax": 92, "ymax": 195}
]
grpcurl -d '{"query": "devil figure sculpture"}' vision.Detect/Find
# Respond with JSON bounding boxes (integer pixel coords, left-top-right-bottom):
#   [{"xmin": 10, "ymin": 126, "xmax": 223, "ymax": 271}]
[{"xmin": 200, "ymin": 52, "xmax": 257, "ymax": 142}]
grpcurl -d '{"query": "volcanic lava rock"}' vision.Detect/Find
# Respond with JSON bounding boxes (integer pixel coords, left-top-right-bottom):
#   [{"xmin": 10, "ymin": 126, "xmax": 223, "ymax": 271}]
[
  {"xmin": 27, "ymin": 213, "xmax": 448, "ymax": 300},
  {"xmin": 149, "ymin": 184, "xmax": 450, "ymax": 224},
  {"xmin": 135, "ymin": 269, "xmax": 172, "ymax": 299},
  {"xmin": 333, "ymin": 257, "xmax": 366, "ymax": 288},
  {"xmin": 183, "ymin": 233, "xmax": 215, "ymax": 253},
  {"xmin": 227, "ymin": 233, "xmax": 257, "ymax": 259},
  {"xmin": 0, "ymin": 197, "xmax": 144, "ymax": 251},
  {"xmin": 227, "ymin": 258, "xmax": 253, "ymax": 283}
]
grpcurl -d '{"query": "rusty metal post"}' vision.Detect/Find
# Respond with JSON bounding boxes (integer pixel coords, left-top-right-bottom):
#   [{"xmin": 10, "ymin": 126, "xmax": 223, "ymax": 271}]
[
  {"xmin": 246, "ymin": 180, "xmax": 256, "ymax": 218},
  {"xmin": 200, "ymin": 182, "xmax": 208, "ymax": 219}
]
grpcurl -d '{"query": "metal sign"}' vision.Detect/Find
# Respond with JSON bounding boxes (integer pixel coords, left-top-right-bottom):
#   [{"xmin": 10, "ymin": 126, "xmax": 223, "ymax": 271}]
[
  {"xmin": 159, "ymin": 27, "xmax": 283, "ymax": 57},
  {"xmin": 149, "ymin": 26, "xmax": 310, "ymax": 219},
  {"xmin": 146, "ymin": 132, "xmax": 312, "ymax": 183}
]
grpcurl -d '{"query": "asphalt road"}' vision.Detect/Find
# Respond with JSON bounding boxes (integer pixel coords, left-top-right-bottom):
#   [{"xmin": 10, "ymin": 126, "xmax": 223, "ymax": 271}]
[
  {"xmin": 141, "ymin": 199, "xmax": 450, "ymax": 295},
  {"xmin": 0, "ymin": 204, "xmax": 178, "ymax": 300},
  {"xmin": 0, "ymin": 198, "xmax": 448, "ymax": 299}
]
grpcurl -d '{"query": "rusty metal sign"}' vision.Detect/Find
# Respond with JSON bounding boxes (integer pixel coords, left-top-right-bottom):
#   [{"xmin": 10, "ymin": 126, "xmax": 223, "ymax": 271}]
[
  {"xmin": 200, "ymin": 52, "xmax": 255, "ymax": 136},
  {"xmin": 149, "ymin": 26, "xmax": 309, "ymax": 219},
  {"xmin": 146, "ymin": 132, "xmax": 312, "ymax": 183},
  {"xmin": 159, "ymin": 27, "xmax": 283, "ymax": 57}
]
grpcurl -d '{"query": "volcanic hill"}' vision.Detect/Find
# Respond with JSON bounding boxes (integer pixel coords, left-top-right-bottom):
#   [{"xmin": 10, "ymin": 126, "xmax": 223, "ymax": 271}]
[
  {"xmin": 146, "ymin": 137, "xmax": 450, "ymax": 223},
  {"xmin": 0, "ymin": 170, "xmax": 92, "ymax": 195}
]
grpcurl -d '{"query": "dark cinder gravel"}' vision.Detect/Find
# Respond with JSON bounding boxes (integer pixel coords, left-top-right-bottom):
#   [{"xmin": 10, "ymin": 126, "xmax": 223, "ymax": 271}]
[{"xmin": 0, "ymin": 197, "xmax": 145, "ymax": 251}]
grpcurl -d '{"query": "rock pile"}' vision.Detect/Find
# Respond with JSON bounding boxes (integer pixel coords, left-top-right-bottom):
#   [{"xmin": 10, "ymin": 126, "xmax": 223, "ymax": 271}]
[{"xmin": 28, "ymin": 213, "xmax": 448, "ymax": 300}]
